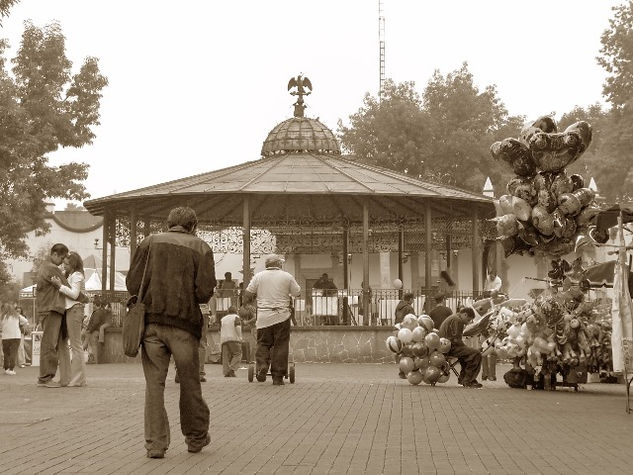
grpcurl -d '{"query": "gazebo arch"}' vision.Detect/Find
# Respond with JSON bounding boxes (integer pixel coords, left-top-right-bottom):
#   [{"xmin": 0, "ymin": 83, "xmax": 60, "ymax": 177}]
[{"xmin": 84, "ymin": 78, "xmax": 495, "ymax": 323}]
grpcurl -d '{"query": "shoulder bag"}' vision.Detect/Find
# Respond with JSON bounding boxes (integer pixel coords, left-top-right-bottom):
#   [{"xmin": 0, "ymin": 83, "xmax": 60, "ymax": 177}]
[{"xmin": 123, "ymin": 246, "xmax": 151, "ymax": 357}]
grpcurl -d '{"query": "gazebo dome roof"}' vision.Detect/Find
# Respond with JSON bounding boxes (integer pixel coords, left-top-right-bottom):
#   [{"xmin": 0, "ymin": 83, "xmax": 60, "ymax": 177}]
[{"xmin": 261, "ymin": 117, "xmax": 341, "ymax": 157}]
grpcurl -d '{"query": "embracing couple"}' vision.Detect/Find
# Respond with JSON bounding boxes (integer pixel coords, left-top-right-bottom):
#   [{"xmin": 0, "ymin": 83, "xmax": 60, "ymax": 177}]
[{"xmin": 36, "ymin": 243, "xmax": 89, "ymax": 388}]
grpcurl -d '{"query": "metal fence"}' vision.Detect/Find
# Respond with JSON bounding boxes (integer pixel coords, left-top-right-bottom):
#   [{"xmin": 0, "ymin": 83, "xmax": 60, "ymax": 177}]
[
  {"xmin": 53, "ymin": 288, "xmax": 479, "ymax": 329},
  {"xmin": 294, "ymin": 288, "xmax": 478, "ymax": 327}
]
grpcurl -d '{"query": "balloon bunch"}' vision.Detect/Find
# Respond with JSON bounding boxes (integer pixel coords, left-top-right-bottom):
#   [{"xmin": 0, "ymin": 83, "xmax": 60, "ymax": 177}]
[
  {"xmin": 486, "ymin": 287, "xmax": 606, "ymax": 374},
  {"xmin": 490, "ymin": 116, "xmax": 600, "ymax": 257},
  {"xmin": 385, "ymin": 314, "xmax": 453, "ymax": 385}
]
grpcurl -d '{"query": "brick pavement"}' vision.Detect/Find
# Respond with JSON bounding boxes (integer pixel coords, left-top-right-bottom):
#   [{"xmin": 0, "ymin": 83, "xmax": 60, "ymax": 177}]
[{"xmin": 0, "ymin": 362, "xmax": 631, "ymax": 474}]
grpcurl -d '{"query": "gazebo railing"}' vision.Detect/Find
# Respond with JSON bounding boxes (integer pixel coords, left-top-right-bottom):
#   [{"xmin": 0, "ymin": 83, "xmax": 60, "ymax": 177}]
[
  {"xmin": 294, "ymin": 288, "xmax": 478, "ymax": 327},
  {"xmin": 78, "ymin": 288, "xmax": 479, "ymax": 329}
]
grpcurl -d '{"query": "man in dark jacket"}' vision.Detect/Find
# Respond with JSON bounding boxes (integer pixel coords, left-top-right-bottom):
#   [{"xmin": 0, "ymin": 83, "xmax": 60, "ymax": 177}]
[
  {"xmin": 439, "ymin": 307, "xmax": 483, "ymax": 388},
  {"xmin": 127, "ymin": 207, "xmax": 217, "ymax": 459},
  {"xmin": 429, "ymin": 295, "xmax": 453, "ymax": 329},
  {"xmin": 394, "ymin": 292, "xmax": 415, "ymax": 324},
  {"xmin": 36, "ymin": 243, "xmax": 71, "ymax": 388}
]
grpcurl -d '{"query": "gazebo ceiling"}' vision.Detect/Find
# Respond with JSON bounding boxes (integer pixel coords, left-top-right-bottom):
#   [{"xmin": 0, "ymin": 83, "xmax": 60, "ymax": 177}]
[{"xmin": 84, "ymin": 153, "xmax": 495, "ymax": 226}]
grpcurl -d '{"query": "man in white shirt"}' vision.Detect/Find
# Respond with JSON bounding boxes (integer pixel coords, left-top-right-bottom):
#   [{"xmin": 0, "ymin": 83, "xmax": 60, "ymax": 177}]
[
  {"xmin": 243, "ymin": 254, "xmax": 301, "ymax": 386},
  {"xmin": 484, "ymin": 272, "xmax": 502, "ymax": 297}
]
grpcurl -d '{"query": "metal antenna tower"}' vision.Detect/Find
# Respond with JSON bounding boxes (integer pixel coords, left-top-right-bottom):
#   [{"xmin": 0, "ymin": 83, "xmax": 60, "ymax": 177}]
[{"xmin": 378, "ymin": 0, "xmax": 385, "ymax": 99}]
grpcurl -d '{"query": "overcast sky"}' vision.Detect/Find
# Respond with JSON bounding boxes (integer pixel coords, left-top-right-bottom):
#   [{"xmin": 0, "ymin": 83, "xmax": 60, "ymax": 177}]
[{"xmin": 0, "ymin": 0, "xmax": 622, "ymax": 207}]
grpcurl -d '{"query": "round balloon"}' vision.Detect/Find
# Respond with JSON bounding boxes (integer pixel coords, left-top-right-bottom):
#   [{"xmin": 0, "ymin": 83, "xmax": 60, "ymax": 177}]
[
  {"xmin": 415, "ymin": 356, "xmax": 431, "ymax": 370},
  {"xmin": 402, "ymin": 314, "xmax": 418, "ymax": 330},
  {"xmin": 411, "ymin": 326, "xmax": 427, "ymax": 342},
  {"xmin": 424, "ymin": 366, "xmax": 441, "ymax": 384},
  {"xmin": 438, "ymin": 337, "xmax": 451, "ymax": 354},
  {"xmin": 398, "ymin": 328, "xmax": 413, "ymax": 344},
  {"xmin": 411, "ymin": 342, "xmax": 428, "ymax": 357},
  {"xmin": 418, "ymin": 316, "xmax": 435, "ymax": 332},
  {"xmin": 429, "ymin": 351, "xmax": 446, "ymax": 368},
  {"xmin": 407, "ymin": 370, "xmax": 423, "ymax": 385},
  {"xmin": 399, "ymin": 356, "xmax": 415, "ymax": 375},
  {"xmin": 386, "ymin": 336, "xmax": 402, "ymax": 354},
  {"xmin": 425, "ymin": 332, "xmax": 441, "ymax": 351},
  {"xmin": 393, "ymin": 278, "xmax": 403, "ymax": 289},
  {"xmin": 437, "ymin": 372, "xmax": 450, "ymax": 383},
  {"xmin": 401, "ymin": 343, "xmax": 414, "ymax": 357}
]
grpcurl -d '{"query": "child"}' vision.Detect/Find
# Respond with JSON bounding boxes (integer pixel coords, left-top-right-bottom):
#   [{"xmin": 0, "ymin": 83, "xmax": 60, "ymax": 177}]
[
  {"xmin": 1, "ymin": 303, "xmax": 28, "ymax": 375},
  {"xmin": 220, "ymin": 305, "xmax": 242, "ymax": 377}
]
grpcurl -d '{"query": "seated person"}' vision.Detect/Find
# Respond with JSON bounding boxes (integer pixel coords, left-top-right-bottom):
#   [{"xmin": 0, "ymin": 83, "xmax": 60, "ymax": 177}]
[
  {"xmin": 84, "ymin": 300, "xmax": 113, "ymax": 363},
  {"xmin": 483, "ymin": 272, "xmax": 502, "ymax": 298},
  {"xmin": 394, "ymin": 292, "xmax": 415, "ymax": 325},
  {"xmin": 313, "ymin": 273, "xmax": 338, "ymax": 324},
  {"xmin": 438, "ymin": 307, "xmax": 483, "ymax": 388}
]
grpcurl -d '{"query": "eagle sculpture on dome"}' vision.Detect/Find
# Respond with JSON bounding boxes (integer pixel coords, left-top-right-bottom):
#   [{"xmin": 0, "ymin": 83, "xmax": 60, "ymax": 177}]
[{"xmin": 288, "ymin": 74, "xmax": 312, "ymax": 118}]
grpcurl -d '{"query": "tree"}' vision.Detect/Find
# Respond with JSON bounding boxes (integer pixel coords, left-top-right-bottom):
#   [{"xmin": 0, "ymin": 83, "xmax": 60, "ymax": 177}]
[
  {"xmin": 337, "ymin": 80, "xmax": 431, "ymax": 176},
  {"xmin": 590, "ymin": 1, "xmax": 633, "ymax": 200},
  {"xmin": 338, "ymin": 63, "xmax": 518, "ymax": 193},
  {"xmin": 598, "ymin": 1, "xmax": 633, "ymax": 108},
  {"xmin": 421, "ymin": 63, "xmax": 517, "ymax": 191},
  {"xmin": 0, "ymin": 21, "xmax": 108, "ymax": 271},
  {"xmin": 0, "ymin": 0, "xmax": 18, "ymax": 25}
]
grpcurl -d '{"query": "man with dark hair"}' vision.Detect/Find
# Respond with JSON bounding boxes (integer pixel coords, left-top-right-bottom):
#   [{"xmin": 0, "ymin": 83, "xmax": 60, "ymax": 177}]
[
  {"xmin": 127, "ymin": 206, "xmax": 217, "ymax": 459},
  {"xmin": 429, "ymin": 295, "xmax": 453, "ymax": 329},
  {"xmin": 243, "ymin": 254, "xmax": 301, "ymax": 386},
  {"xmin": 439, "ymin": 307, "xmax": 483, "ymax": 388},
  {"xmin": 394, "ymin": 292, "xmax": 415, "ymax": 324},
  {"xmin": 36, "ymin": 243, "xmax": 71, "ymax": 388}
]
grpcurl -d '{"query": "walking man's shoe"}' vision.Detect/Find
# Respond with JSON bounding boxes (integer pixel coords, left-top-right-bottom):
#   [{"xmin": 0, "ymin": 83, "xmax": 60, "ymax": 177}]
[
  {"xmin": 256, "ymin": 370, "xmax": 267, "ymax": 382},
  {"xmin": 146, "ymin": 449, "xmax": 165, "ymax": 459},
  {"xmin": 463, "ymin": 381, "xmax": 483, "ymax": 388},
  {"xmin": 272, "ymin": 377, "xmax": 284, "ymax": 386},
  {"xmin": 188, "ymin": 433, "xmax": 211, "ymax": 453},
  {"xmin": 199, "ymin": 376, "xmax": 207, "ymax": 382}
]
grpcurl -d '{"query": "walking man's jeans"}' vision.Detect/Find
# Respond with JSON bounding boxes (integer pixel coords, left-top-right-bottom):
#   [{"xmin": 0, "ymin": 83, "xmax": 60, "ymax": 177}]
[
  {"xmin": 256, "ymin": 318, "xmax": 290, "ymax": 379},
  {"xmin": 141, "ymin": 323, "xmax": 210, "ymax": 453},
  {"xmin": 38, "ymin": 311, "xmax": 71, "ymax": 384}
]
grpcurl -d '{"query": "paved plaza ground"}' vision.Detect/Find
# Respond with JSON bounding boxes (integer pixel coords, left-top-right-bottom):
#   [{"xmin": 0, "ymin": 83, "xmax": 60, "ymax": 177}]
[{"xmin": 0, "ymin": 362, "xmax": 631, "ymax": 474}]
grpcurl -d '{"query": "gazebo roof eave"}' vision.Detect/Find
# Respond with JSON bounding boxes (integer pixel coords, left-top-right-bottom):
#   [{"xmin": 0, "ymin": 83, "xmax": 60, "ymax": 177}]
[{"xmin": 83, "ymin": 190, "xmax": 495, "ymax": 223}]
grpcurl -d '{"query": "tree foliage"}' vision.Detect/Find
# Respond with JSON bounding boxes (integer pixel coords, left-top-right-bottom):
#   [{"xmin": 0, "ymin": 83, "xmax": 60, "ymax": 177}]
[
  {"xmin": 598, "ymin": 1, "xmax": 633, "ymax": 108},
  {"xmin": 0, "ymin": 0, "xmax": 18, "ymax": 25},
  {"xmin": 0, "ymin": 21, "xmax": 108, "ymax": 266},
  {"xmin": 583, "ymin": 1, "xmax": 633, "ymax": 201},
  {"xmin": 338, "ymin": 63, "xmax": 520, "ymax": 193},
  {"xmin": 337, "ymin": 80, "xmax": 430, "ymax": 176}
]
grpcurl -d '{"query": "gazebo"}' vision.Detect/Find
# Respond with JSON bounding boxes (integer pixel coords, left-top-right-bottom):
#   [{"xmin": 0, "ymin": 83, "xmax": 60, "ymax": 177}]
[{"xmin": 84, "ymin": 77, "xmax": 496, "ymax": 322}]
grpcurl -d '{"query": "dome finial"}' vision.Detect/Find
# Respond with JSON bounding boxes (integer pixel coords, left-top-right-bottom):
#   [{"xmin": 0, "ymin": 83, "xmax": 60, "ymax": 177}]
[{"xmin": 287, "ymin": 74, "xmax": 312, "ymax": 118}]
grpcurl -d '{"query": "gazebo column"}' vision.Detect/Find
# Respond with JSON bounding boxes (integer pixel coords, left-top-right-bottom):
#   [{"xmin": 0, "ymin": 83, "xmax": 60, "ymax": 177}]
[
  {"xmin": 472, "ymin": 209, "xmax": 480, "ymax": 295},
  {"xmin": 425, "ymin": 202, "xmax": 432, "ymax": 292},
  {"xmin": 101, "ymin": 209, "xmax": 109, "ymax": 293},
  {"xmin": 362, "ymin": 201, "xmax": 370, "ymax": 325},
  {"xmin": 109, "ymin": 216, "xmax": 116, "ymax": 294},
  {"xmin": 398, "ymin": 225, "xmax": 404, "ymax": 298},
  {"xmin": 129, "ymin": 209, "xmax": 137, "ymax": 260},
  {"xmin": 242, "ymin": 196, "xmax": 251, "ymax": 289},
  {"xmin": 342, "ymin": 226, "xmax": 349, "ymax": 325}
]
